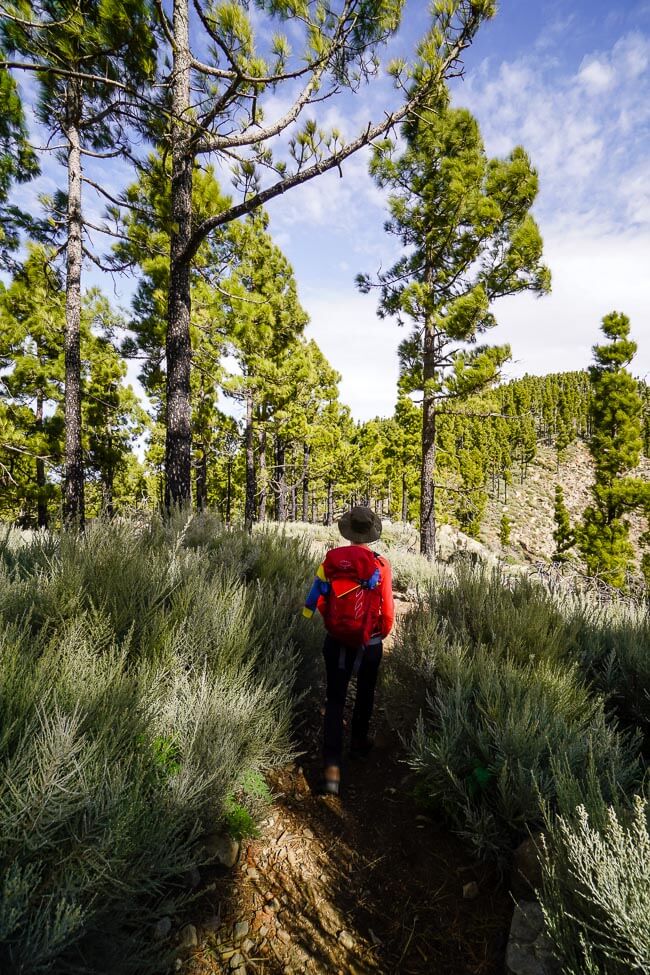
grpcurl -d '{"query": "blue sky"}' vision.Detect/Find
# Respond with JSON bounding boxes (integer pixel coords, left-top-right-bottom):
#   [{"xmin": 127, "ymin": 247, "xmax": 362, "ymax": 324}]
[
  {"xmin": 261, "ymin": 0, "xmax": 650, "ymax": 418},
  {"xmin": 7, "ymin": 0, "xmax": 650, "ymax": 423}
]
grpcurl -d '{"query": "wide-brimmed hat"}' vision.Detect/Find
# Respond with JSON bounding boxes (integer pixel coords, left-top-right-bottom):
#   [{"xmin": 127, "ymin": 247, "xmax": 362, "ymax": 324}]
[{"xmin": 338, "ymin": 506, "xmax": 382, "ymax": 544}]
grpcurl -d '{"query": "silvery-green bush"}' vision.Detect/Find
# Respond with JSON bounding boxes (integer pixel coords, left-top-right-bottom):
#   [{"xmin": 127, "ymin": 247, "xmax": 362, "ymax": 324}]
[
  {"xmin": 406, "ymin": 645, "xmax": 640, "ymax": 862},
  {"xmin": 389, "ymin": 570, "xmax": 644, "ymax": 864},
  {"xmin": 539, "ymin": 786, "xmax": 650, "ymax": 975},
  {"xmin": 0, "ymin": 514, "xmax": 318, "ymax": 973}
]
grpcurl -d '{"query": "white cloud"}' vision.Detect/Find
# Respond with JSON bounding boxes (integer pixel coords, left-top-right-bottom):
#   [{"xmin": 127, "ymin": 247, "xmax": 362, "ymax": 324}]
[
  {"xmin": 458, "ymin": 30, "xmax": 650, "ymax": 234},
  {"xmin": 303, "ymin": 291, "xmax": 401, "ymax": 420},
  {"xmin": 490, "ymin": 226, "xmax": 650, "ymax": 384},
  {"xmin": 299, "ymin": 223, "xmax": 650, "ymax": 423},
  {"xmin": 578, "ymin": 57, "xmax": 615, "ymax": 93}
]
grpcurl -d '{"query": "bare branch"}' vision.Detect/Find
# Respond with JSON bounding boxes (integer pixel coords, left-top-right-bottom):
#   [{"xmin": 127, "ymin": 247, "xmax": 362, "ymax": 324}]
[{"xmin": 81, "ymin": 175, "xmax": 153, "ymax": 217}]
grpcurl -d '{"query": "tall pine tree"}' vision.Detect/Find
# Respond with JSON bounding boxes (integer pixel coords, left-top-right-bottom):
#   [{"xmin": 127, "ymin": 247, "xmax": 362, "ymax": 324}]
[
  {"xmin": 576, "ymin": 313, "xmax": 650, "ymax": 587},
  {"xmin": 359, "ymin": 95, "xmax": 550, "ymax": 558}
]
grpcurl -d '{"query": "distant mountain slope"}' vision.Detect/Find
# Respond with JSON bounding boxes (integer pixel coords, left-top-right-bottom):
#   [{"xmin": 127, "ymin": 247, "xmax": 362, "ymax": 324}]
[{"xmin": 480, "ymin": 440, "xmax": 650, "ymax": 568}]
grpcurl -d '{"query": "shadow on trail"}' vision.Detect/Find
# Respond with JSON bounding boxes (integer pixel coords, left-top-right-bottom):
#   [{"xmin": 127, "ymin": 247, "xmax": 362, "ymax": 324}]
[{"xmin": 184, "ymin": 680, "xmax": 512, "ymax": 975}]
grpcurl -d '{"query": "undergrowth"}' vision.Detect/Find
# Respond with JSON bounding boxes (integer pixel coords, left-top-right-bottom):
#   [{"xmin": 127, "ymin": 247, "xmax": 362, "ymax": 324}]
[{"xmin": 0, "ymin": 513, "xmax": 319, "ymax": 974}]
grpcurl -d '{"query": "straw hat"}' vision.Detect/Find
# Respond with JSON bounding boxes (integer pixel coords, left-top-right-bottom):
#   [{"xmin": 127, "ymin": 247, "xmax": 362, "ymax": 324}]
[{"xmin": 337, "ymin": 506, "xmax": 382, "ymax": 544}]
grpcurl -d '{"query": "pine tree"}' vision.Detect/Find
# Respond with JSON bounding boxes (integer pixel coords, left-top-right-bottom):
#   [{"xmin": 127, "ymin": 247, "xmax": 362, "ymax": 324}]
[
  {"xmin": 0, "ymin": 65, "xmax": 38, "ymax": 267},
  {"xmin": 0, "ymin": 246, "xmax": 65, "ymax": 525},
  {"xmin": 552, "ymin": 485, "xmax": 574, "ymax": 563},
  {"xmin": 359, "ymin": 96, "xmax": 550, "ymax": 558},
  {"xmin": 141, "ymin": 0, "xmax": 493, "ymax": 505},
  {"xmin": 499, "ymin": 511, "xmax": 511, "ymax": 548},
  {"xmin": 576, "ymin": 313, "xmax": 650, "ymax": 587},
  {"xmin": 221, "ymin": 212, "xmax": 308, "ymax": 529},
  {"xmin": 2, "ymin": 0, "xmax": 155, "ymax": 525}
]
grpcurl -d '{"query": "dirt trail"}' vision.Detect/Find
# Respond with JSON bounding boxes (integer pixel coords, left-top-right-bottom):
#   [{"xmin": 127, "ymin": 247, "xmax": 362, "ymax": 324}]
[{"xmin": 183, "ymin": 605, "xmax": 512, "ymax": 975}]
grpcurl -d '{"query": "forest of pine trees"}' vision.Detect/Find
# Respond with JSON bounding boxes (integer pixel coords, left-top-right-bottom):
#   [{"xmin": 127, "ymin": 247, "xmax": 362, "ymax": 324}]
[{"xmin": 0, "ymin": 0, "xmax": 648, "ymax": 584}]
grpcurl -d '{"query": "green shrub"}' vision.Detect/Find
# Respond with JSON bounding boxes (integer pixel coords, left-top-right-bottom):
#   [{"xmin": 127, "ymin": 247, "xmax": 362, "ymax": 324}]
[
  {"xmin": 406, "ymin": 642, "xmax": 640, "ymax": 862},
  {"xmin": 423, "ymin": 564, "xmax": 578, "ymax": 667},
  {"xmin": 570, "ymin": 602, "xmax": 650, "ymax": 734},
  {"xmin": 539, "ymin": 786, "xmax": 650, "ymax": 974},
  {"xmin": 0, "ymin": 513, "xmax": 318, "ymax": 973}
]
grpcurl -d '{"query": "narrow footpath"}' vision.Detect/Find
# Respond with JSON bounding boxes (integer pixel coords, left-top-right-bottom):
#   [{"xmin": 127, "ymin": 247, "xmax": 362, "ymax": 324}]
[{"xmin": 182, "ymin": 610, "xmax": 512, "ymax": 975}]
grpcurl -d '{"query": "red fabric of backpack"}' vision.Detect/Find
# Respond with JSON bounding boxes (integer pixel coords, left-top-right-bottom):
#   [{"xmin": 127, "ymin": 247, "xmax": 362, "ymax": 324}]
[{"xmin": 321, "ymin": 546, "xmax": 382, "ymax": 647}]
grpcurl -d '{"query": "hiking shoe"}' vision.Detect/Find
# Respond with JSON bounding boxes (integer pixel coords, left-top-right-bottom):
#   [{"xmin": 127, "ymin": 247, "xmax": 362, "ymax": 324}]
[
  {"xmin": 350, "ymin": 736, "xmax": 375, "ymax": 759},
  {"xmin": 319, "ymin": 765, "xmax": 340, "ymax": 796}
]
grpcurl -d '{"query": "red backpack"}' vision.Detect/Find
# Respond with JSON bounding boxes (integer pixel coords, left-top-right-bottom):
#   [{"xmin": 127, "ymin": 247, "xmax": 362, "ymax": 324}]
[{"xmin": 321, "ymin": 546, "xmax": 383, "ymax": 647}]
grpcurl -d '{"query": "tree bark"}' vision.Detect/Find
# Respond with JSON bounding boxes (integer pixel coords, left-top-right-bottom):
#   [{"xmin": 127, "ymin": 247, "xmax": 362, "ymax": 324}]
[
  {"xmin": 289, "ymin": 482, "xmax": 297, "ymax": 521},
  {"xmin": 275, "ymin": 437, "xmax": 286, "ymax": 522},
  {"xmin": 420, "ymin": 321, "xmax": 437, "ymax": 559},
  {"xmin": 103, "ymin": 462, "xmax": 114, "ymax": 517},
  {"xmin": 195, "ymin": 442, "xmax": 207, "ymax": 510},
  {"xmin": 165, "ymin": 0, "xmax": 193, "ymax": 509},
  {"xmin": 401, "ymin": 470, "xmax": 408, "ymax": 523},
  {"xmin": 226, "ymin": 457, "xmax": 232, "ymax": 526},
  {"xmin": 35, "ymin": 389, "xmax": 48, "ymax": 528},
  {"xmin": 258, "ymin": 424, "xmax": 267, "ymax": 521},
  {"xmin": 326, "ymin": 480, "xmax": 334, "ymax": 526},
  {"xmin": 62, "ymin": 76, "xmax": 85, "ymax": 528},
  {"xmin": 302, "ymin": 443, "xmax": 309, "ymax": 521},
  {"xmin": 244, "ymin": 389, "xmax": 256, "ymax": 531}
]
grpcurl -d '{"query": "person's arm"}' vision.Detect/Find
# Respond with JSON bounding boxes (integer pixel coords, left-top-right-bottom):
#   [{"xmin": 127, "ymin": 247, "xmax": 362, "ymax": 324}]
[
  {"xmin": 302, "ymin": 563, "xmax": 329, "ymax": 618},
  {"xmin": 379, "ymin": 559, "xmax": 395, "ymax": 637}
]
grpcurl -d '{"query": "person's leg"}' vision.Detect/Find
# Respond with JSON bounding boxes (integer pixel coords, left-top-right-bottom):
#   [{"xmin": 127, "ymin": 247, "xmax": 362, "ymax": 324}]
[
  {"xmin": 322, "ymin": 635, "xmax": 352, "ymax": 769},
  {"xmin": 351, "ymin": 641, "xmax": 383, "ymax": 749}
]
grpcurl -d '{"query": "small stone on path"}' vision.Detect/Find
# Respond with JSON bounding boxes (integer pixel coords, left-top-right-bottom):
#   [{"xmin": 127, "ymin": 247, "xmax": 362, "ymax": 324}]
[
  {"xmin": 463, "ymin": 881, "xmax": 479, "ymax": 900},
  {"xmin": 234, "ymin": 920, "xmax": 249, "ymax": 941},
  {"xmin": 154, "ymin": 916, "xmax": 172, "ymax": 940},
  {"xmin": 277, "ymin": 928, "xmax": 291, "ymax": 944},
  {"xmin": 204, "ymin": 832, "xmax": 240, "ymax": 868},
  {"xmin": 506, "ymin": 901, "xmax": 562, "ymax": 975},
  {"xmin": 230, "ymin": 952, "xmax": 244, "ymax": 969},
  {"xmin": 179, "ymin": 924, "xmax": 198, "ymax": 948},
  {"xmin": 338, "ymin": 930, "xmax": 355, "ymax": 950}
]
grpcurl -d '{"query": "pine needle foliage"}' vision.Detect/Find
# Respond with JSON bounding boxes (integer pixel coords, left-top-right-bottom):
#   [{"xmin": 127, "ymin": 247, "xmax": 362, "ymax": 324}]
[{"xmin": 0, "ymin": 513, "xmax": 316, "ymax": 973}]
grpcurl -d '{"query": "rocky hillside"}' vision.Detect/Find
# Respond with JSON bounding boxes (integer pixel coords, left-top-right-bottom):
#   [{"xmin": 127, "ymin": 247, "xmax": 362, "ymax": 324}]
[{"xmin": 481, "ymin": 440, "xmax": 649, "ymax": 568}]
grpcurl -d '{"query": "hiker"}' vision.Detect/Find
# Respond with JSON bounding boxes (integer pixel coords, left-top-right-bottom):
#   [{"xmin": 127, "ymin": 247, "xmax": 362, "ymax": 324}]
[{"xmin": 303, "ymin": 506, "xmax": 394, "ymax": 796}]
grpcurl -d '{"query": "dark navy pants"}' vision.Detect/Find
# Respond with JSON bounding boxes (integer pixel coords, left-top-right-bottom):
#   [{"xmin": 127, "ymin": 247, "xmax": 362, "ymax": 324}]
[{"xmin": 322, "ymin": 634, "xmax": 383, "ymax": 766}]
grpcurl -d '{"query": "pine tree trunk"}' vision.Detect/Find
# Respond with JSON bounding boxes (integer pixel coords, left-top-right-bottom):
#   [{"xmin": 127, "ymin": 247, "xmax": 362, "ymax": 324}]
[
  {"xmin": 289, "ymin": 484, "xmax": 297, "ymax": 521},
  {"xmin": 165, "ymin": 0, "xmax": 193, "ymax": 509},
  {"xmin": 258, "ymin": 425, "xmax": 267, "ymax": 521},
  {"xmin": 226, "ymin": 458, "xmax": 232, "ymax": 526},
  {"xmin": 326, "ymin": 480, "xmax": 334, "ymax": 526},
  {"xmin": 401, "ymin": 470, "xmax": 408, "ymax": 523},
  {"xmin": 302, "ymin": 443, "xmax": 309, "ymax": 521},
  {"xmin": 275, "ymin": 437, "xmax": 286, "ymax": 522},
  {"xmin": 195, "ymin": 442, "xmax": 207, "ymax": 511},
  {"xmin": 103, "ymin": 462, "xmax": 114, "ymax": 517},
  {"xmin": 420, "ymin": 322, "xmax": 437, "ymax": 559},
  {"xmin": 35, "ymin": 390, "xmax": 48, "ymax": 528},
  {"xmin": 63, "ymin": 77, "xmax": 85, "ymax": 528},
  {"xmin": 288, "ymin": 447, "xmax": 296, "ymax": 520},
  {"xmin": 244, "ymin": 389, "xmax": 256, "ymax": 531}
]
